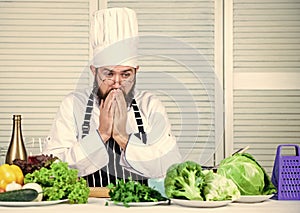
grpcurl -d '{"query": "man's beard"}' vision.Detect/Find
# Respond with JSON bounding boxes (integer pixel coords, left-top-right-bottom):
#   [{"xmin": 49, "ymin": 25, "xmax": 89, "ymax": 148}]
[{"xmin": 92, "ymin": 79, "xmax": 136, "ymax": 107}]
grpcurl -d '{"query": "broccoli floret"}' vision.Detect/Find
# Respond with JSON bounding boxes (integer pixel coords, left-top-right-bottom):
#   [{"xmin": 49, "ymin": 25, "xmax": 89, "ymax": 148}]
[{"xmin": 164, "ymin": 161, "xmax": 205, "ymax": 200}]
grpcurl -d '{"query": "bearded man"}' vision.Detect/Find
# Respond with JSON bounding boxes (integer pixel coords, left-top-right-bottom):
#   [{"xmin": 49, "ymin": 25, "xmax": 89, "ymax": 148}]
[{"xmin": 43, "ymin": 7, "xmax": 182, "ymax": 187}]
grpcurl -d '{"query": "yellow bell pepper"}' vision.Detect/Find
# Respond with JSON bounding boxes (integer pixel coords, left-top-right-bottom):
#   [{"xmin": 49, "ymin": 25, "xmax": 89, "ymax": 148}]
[{"xmin": 0, "ymin": 164, "xmax": 24, "ymax": 190}]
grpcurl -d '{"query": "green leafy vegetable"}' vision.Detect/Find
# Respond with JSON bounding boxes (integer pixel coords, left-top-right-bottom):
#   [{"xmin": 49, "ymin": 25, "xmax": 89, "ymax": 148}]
[
  {"xmin": 164, "ymin": 161, "xmax": 205, "ymax": 200},
  {"xmin": 107, "ymin": 177, "xmax": 167, "ymax": 207},
  {"xmin": 217, "ymin": 153, "xmax": 277, "ymax": 195},
  {"xmin": 202, "ymin": 170, "xmax": 240, "ymax": 201},
  {"xmin": 24, "ymin": 161, "xmax": 90, "ymax": 204}
]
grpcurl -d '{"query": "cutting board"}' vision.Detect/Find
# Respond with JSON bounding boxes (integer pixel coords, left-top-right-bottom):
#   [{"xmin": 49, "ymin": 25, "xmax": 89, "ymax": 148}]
[{"xmin": 89, "ymin": 187, "xmax": 110, "ymax": 198}]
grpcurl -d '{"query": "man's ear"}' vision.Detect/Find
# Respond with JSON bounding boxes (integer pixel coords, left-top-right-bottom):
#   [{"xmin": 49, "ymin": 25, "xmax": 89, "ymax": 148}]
[
  {"xmin": 135, "ymin": 65, "xmax": 140, "ymax": 73},
  {"xmin": 90, "ymin": 65, "xmax": 97, "ymax": 76}
]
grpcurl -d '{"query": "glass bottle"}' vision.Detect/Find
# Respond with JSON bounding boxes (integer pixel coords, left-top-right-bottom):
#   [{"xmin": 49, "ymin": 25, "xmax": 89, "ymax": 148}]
[{"xmin": 5, "ymin": 115, "xmax": 27, "ymax": 164}]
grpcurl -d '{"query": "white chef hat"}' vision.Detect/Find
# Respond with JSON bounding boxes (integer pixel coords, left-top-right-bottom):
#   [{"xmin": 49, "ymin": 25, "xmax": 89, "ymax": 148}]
[{"xmin": 90, "ymin": 7, "xmax": 139, "ymax": 68}]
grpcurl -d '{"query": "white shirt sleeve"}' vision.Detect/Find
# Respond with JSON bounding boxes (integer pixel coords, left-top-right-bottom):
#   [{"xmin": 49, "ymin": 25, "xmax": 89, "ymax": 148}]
[{"xmin": 43, "ymin": 92, "xmax": 109, "ymax": 177}]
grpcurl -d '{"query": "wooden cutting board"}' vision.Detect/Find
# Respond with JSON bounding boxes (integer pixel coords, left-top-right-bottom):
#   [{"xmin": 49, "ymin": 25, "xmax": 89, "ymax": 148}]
[{"xmin": 89, "ymin": 187, "xmax": 110, "ymax": 198}]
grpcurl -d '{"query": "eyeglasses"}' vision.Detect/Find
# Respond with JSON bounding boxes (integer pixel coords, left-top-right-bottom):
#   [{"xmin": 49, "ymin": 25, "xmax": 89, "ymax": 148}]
[{"xmin": 96, "ymin": 67, "xmax": 136, "ymax": 86}]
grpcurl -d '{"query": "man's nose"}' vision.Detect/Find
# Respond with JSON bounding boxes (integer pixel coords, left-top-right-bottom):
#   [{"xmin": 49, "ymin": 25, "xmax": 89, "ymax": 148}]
[
  {"xmin": 114, "ymin": 73, "xmax": 121, "ymax": 82},
  {"xmin": 112, "ymin": 74, "xmax": 122, "ymax": 87}
]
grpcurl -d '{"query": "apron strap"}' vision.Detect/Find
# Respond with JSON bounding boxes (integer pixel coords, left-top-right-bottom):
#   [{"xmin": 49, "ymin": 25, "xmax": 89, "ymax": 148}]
[
  {"xmin": 131, "ymin": 99, "xmax": 147, "ymax": 144},
  {"xmin": 81, "ymin": 93, "xmax": 94, "ymax": 138}
]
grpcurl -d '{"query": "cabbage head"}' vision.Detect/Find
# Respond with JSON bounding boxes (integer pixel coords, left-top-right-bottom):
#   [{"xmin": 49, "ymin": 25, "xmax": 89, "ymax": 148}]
[
  {"xmin": 217, "ymin": 153, "xmax": 276, "ymax": 195},
  {"xmin": 202, "ymin": 170, "xmax": 240, "ymax": 201}
]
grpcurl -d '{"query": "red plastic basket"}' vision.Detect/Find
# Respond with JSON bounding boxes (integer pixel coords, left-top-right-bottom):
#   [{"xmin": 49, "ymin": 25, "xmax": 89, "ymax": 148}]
[{"xmin": 271, "ymin": 144, "xmax": 300, "ymax": 200}]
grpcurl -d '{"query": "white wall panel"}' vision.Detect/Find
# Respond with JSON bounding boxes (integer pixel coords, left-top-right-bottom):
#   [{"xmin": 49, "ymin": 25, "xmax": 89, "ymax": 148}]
[
  {"xmin": 0, "ymin": 0, "xmax": 97, "ymax": 159},
  {"xmin": 226, "ymin": 0, "xmax": 300, "ymax": 174}
]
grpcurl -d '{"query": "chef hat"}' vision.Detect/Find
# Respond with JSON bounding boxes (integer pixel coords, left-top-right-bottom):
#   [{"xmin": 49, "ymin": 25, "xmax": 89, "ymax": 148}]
[{"xmin": 90, "ymin": 7, "xmax": 139, "ymax": 68}]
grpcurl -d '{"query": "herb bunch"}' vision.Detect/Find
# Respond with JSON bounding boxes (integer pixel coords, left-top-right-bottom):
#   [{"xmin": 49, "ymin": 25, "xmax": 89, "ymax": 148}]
[{"xmin": 107, "ymin": 178, "xmax": 168, "ymax": 207}]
